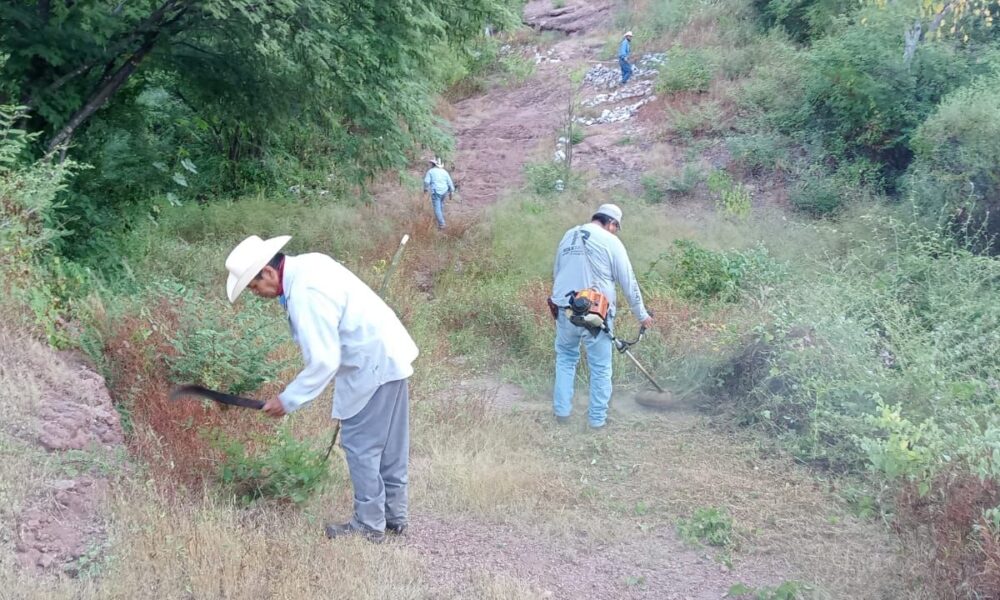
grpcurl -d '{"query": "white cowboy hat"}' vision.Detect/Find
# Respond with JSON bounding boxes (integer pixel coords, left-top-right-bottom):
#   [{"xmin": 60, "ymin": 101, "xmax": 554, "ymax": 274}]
[
  {"xmin": 224, "ymin": 234, "xmax": 292, "ymax": 303},
  {"xmin": 624, "ymin": 31, "xmax": 633, "ymax": 37},
  {"xmin": 595, "ymin": 203, "xmax": 624, "ymax": 228},
  {"xmin": 429, "ymin": 157, "xmax": 443, "ymax": 167}
]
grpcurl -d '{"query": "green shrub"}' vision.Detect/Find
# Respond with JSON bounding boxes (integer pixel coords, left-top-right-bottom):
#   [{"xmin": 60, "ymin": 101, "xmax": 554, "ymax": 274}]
[
  {"xmin": 657, "ymin": 46, "xmax": 714, "ymax": 93},
  {"xmin": 667, "ymin": 100, "xmax": 724, "ymax": 138},
  {"xmin": 646, "ymin": 239, "xmax": 776, "ymax": 302},
  {"xmin": 524, "ymin": 161, "xmax": 570, "ymax": 195},
  {"xmin": 718, "ymin": 216, "xmax": 1000, "ymax": 471},
  {"xmin": 499, "ymin": 52, "xmax": 535, "ymax": 85},
  {"xmin": 906, "ymin": 69, "xmax": 1000, "ymax": 252},
  {"xmin": 726, "ymin": 132, "xmax": 789, "ymax": 174},
  {"xmin": 677, "ymin": 506, "xmax": 733, "ymax": 547},
  {"xmin": 642, "ymin": 168, "xmax": 701, "ymax": 204},
  {"xmin": 707, "ymin": 170, "xmax": 752, "ymax": 219},
  {"xmin": 160, "ymin": 284, "xmax": 289, "ymax": 395},
  {"xmin": 794, "ymin": 9, "xmax": 971, "ymax": 180},
  {"xmin": 788, "ymin": 167, "xmax": 843, "ymax": 215},
  {"xmin": 210, "ymin": 425, "xmax": 335, "ymax": 504},
  {"xmin": 753, "ymin": 0, "xmax": 854, "ymax": 42}
]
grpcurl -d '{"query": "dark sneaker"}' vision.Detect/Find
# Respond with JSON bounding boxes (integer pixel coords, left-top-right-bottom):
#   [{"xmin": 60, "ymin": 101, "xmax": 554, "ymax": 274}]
[
  {"xmin": 386, "ymin": 521, "xmax": 408, "ymax": 535},
  {"xmin": 555, "ymin": 415, "xmax": 570, "ymax": 425},
  {"xmin": 324, "ymin": 522, "xmax": 385, "ymax": 544}
]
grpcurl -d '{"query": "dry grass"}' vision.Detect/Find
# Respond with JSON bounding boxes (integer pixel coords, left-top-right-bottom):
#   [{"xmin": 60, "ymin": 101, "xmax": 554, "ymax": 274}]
[
  {"xmin": 0, "ymin": 325, "xmax": 88, "ymax": 515},
  {"xmin": 0, "ymin": 481, "xmax": 429, "ymax": 600},
  {"xmin": 548, "ymin": 414, "xmax": 909, "ymax": 598},
  {"xmin": 410, "ymin": 390, "xmax": 582, "ymax": 526}
]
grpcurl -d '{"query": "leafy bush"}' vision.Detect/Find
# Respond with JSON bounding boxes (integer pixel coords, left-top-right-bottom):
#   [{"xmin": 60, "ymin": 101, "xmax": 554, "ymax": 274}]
[
  {"xmin": 788, "ymin": 167, "xmax": 843, "ymax": 215},
  {"xmin": 667, "ymin": 101, "xmax": 724, "ymax": 138},
  {"xmin": 677, "ymin": 506, "xmax": 733, "ymax": 547},
  {"xmin": 793, "ymin": 9, "xmax": 971, "ymax": 181},
  {"xmin": 753, "ymin": 0, "xmax": 853, "ymax": 42},
  {"xmin": 524, "ymin": 161, "xmax": 571, "ymax": 195},
  {"xmin": 160, "ymin": 284, "xmax": 289, "ymax": 395},
  {"xmin": 707, "ymin": 170, "xmax": 752, "ymax": 219},
  {"xmin": 905, "ymin": 69, "xmax": 1000, "ymax": 253},
  {"xmin": 657, "ymin": 46, "xmax": 714, "ymax": 93},
  {"xmin": 717, "ymin": 216, "xmax": 1000, "ymax": 473},
  {"xmin": 646, "ymin": 240, "xmax": 776, "ymax": 302},
  {"xmin": 0, "ymin": 105, "xmax": 91, "ymax": 343},
  {"xmin": 726, "ymin": 132, "xmax": 789, "ymax": 174},
  {"xmin": 210, "ymin": 425, "xmax": 335, "ymax": 504}
]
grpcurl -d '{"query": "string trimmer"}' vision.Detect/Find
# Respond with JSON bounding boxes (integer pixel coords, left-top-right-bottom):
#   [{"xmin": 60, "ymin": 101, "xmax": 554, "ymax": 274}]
[{"xmin": 565, "ymin": 289, "xmax": 673, "ymax": 409}]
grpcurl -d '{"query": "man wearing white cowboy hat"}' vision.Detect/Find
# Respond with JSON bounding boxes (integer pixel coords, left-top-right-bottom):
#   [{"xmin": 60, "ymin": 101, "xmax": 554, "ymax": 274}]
[
  {"xmin": 548, "ymin": 204, "xmax": 653, "ymax": 430},
  {"xmin": 422, "ymin": 157, "xmax": 455, "ymax": 229},
  {"xmin": 618, "ymin": 31, "xmax": 634, "ymax": 85},
  {"xmin": 225, "ymin": 234, "xmax": 419, "ymax": 543}
]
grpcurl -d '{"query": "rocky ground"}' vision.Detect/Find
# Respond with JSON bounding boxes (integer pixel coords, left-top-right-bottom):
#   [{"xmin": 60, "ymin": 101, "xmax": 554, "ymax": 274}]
[{"xmin": 5, "ymin": 338, "xmax": 124, "ymax": 576}]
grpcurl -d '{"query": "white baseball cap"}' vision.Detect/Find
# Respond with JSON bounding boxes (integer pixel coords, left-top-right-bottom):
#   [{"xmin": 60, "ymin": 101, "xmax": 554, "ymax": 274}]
[
  {"xmin": 594, "ymin": 203, "xmax": 623, "ymax": 228},
  {"xmin": 624, "ymin": 31, "xmax": 633, "ymax": 37},
  {"xmin": 224, "ymin": 234, "xmax": 292, "ymax": 303}
]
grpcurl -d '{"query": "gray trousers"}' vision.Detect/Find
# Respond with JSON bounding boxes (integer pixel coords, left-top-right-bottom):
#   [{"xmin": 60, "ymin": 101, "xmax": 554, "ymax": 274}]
[{"xmin": 341, "ymin": 378, "xmax": 409, "ymax": 532}]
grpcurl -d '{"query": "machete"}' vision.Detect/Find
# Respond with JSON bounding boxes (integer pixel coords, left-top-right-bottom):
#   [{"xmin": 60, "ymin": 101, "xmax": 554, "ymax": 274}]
[{"xmin": 169, "ymin": 384, "xmax": 265, "ymax": 410}]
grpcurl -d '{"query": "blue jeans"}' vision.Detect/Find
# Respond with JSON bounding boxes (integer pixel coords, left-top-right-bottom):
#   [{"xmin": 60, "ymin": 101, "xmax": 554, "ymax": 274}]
[
  {"xmin": 619, "ymin": 57, "xmax": 632, "ymax": 84},
  {"xmin": 553, "ymin": 311, "xmax": 614, "ymax": 426},
  {"xmin": 430, "ymin": 191, "xmax": 447, "ymax": 228}
]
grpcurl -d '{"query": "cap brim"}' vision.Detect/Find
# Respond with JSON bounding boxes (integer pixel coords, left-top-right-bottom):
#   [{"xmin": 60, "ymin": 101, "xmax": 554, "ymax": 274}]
[{"xmin": 226, "ymin": 235, "xmax": 291, "ymax": 303}]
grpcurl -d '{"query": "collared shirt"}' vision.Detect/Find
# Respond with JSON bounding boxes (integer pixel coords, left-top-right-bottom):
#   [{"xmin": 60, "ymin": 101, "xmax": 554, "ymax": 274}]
[
  {"xmin": 423, "ymin": 167, "xmax": 455, "ymax": 195},
  {"xmin": 550, "ymin": 222, "xmax": 650, "ymax": 322},
  {"xmin": 277, "ymin": 253, "xmax": 419, "ymax": 420},
  {"xmin": 618, "ymin": 38, "xmax": 631, "ymax": 60}
]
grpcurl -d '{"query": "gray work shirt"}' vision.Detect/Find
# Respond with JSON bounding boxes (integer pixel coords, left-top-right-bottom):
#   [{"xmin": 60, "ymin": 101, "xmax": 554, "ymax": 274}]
[{"xmin": 550, "ymin": 222, "xmax": 650, "ymax": 322}]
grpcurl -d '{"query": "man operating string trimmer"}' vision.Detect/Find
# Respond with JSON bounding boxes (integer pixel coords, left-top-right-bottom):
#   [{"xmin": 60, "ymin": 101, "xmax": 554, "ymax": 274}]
[
  {"xmin": 548, "ymin": 204, "xmax": 654, "ymax": 430},
  {"xmin": 224, "ymin": 234, "xmax": 418, "ymax": 544}
]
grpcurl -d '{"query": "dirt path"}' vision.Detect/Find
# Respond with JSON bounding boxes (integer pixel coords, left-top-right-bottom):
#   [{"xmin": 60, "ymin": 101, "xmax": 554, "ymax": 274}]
[
  {"xmin": 449, "ymin": 0, "xmax": 663, "ymax": 211},
  {"xmin": 386, "ymin": 2, "xmax": 912, "ymax": 598}
]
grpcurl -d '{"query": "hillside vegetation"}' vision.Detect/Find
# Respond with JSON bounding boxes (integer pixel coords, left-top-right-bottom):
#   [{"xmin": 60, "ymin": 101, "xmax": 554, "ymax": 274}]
[{"xmin": 2, "ymin": 0, "xmax": 999, "ymax": 597}]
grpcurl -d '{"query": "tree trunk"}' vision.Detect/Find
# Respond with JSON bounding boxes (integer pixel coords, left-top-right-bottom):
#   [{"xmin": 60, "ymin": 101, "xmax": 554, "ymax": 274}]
[
  {"xmin": 43, "ymin": 0, "xmax": 191, "ymax": 156},
  {"xmin": 45, "ymin": 36, "xmax": 158, "ymax": 155}
]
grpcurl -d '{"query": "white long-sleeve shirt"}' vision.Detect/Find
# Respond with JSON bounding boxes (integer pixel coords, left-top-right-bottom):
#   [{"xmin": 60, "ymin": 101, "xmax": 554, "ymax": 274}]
[
  {"xmin": 550, "ymin": 222, "xmax": 650, "ymax": 322},
  {"xmin": 277, "ymin": 253, "xmax": 419, "ymax": 419}
]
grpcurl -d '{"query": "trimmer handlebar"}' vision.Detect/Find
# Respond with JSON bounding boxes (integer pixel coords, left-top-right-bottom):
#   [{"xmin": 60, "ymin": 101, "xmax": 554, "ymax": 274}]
[{"xmin": 611, "ymin": 325, "xmax": 646, "ymax": 353}]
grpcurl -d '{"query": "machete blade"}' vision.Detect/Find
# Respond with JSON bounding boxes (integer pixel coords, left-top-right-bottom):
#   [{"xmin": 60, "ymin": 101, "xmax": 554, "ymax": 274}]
[{"xmin": 169, "ymin": 384, "xmax": 265, "ymax": 410}]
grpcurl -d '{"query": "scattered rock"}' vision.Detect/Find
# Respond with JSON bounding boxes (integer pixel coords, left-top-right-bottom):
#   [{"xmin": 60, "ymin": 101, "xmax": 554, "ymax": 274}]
[{"xmin": 576, "ymin": 97, "xmax": 656, "ymax": 126}]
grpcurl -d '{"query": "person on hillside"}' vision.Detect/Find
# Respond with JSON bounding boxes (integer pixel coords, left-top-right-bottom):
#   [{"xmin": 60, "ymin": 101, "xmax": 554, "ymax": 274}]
[
  {"xmin": 618, "ymin": 31, "xmax": 634, "ymax": 85},
  {"xmin": 548, "ymin": 204, "xmax": 653, "ymax": 430},
  {"xmin": 224, "ymin": 235, "xmax": 419, "ymax": 543},
  {"xmin": 423, "ymin": 158, "xmax": 455, "ymax": 230}
]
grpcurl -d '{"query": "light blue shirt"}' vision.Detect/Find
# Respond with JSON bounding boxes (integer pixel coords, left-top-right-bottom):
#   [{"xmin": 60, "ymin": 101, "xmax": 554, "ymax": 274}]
[
  {"xmin": 550, "ymin": 222, "xmax": 650, "ymax": 322},
  {"xmin": 423, "ymin": 167, "xmax": 455, "ymax": 195},
  {"xmin": 618, "ymin": 38, "xmax": 631, "ymax": 60},
  {"xmin": 277, "ymin": 253, "xmax": 419, "ymax": 420}
]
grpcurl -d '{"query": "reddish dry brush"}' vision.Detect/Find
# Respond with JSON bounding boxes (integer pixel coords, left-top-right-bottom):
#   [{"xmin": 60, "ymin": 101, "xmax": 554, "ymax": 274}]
[
  {"xmin": 897, "ymin": 469, "xmax": 1000, "ymax": 599},
  {"xmin": 101, "ymin": 299, "xmax": 271, "ymax": 488}
]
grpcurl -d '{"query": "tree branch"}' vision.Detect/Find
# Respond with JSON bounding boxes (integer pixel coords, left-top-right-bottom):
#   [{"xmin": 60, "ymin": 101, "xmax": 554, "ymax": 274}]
[{"xmin": 44, "ymin": 0, "xmax": 195, "ymax": 156}]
